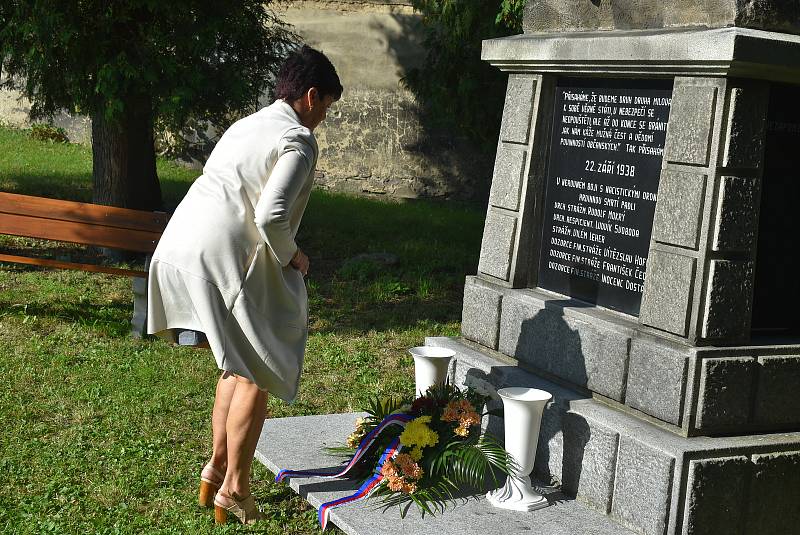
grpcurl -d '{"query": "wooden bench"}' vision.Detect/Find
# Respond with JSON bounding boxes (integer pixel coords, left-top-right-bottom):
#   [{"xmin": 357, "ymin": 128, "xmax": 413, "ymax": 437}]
[{"xmin": 0, "ymin": 191, "xmax": 168, "ymax": 336}]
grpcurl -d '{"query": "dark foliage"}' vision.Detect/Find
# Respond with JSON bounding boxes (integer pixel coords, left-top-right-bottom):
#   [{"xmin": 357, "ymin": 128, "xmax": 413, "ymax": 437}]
[
  {"xmin": 0, "ymin": 0, "xmax": 295, "ymax": 129},
  {"xmin": 404, "ymin": 0, "xmax": 526, "ymax": 152},
  {"xmin": 0, "ymin": 1, "xmax": 297, "ymax": 205}
]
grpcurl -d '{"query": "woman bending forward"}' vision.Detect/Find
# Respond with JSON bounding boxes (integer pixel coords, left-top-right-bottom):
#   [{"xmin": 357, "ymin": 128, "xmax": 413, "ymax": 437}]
[{"xmin": 147, "ymin": 46, "xmax": 342, "ymax": 524}]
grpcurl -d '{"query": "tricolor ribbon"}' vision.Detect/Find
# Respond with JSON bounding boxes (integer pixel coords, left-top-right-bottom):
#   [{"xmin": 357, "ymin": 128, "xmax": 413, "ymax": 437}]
[
  {"xmin": 317, "ymin": 438, "xmax": 401, "ymax": 530},
  {"xmin": 275, "ymin": 413, "xmax": 412, "ymax": 529},
  {"xmin": 275, "ymin": 412, "xmax": 411, "ymax": 482}
]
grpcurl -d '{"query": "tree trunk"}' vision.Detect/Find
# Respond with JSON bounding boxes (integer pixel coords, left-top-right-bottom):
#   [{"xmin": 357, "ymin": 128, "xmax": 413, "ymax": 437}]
[{"xmin": 91, "ymin": 95, "xmax": 162, "ymax": 211}]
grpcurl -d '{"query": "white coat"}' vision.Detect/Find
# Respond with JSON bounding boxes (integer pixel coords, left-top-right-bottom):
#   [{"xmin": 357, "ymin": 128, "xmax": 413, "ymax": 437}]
[{"xmin": 147, "ymin": 99, "xmax": 317, "ymax": 401}]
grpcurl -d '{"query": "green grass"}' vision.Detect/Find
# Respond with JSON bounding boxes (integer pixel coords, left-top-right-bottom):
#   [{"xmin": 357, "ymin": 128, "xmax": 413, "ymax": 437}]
[{"xmin": 0, "ymin": 126, "xmax": 486, "ymax": 533}]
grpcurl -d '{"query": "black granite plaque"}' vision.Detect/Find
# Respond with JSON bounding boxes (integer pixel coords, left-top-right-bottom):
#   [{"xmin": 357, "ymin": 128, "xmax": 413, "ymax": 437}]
[
  {"xmin": 537, "ymin": 80, "xmax": 672, "ymax": 316},
  {"xmin": 752, "ymin": 83, "xmax": 800, "ymax": 333}
]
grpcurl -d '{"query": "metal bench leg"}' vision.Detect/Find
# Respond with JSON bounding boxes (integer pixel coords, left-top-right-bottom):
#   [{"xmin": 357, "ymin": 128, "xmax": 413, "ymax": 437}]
[{"xmin": 131, "ymin": 256, "xmax": 151, "ymax": 338}]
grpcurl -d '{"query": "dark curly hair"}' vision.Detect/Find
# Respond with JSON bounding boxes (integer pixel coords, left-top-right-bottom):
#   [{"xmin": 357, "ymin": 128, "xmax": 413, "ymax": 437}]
[{"xmin": 275, "ymin": 45, "xmax": 343, "ymax": 102}]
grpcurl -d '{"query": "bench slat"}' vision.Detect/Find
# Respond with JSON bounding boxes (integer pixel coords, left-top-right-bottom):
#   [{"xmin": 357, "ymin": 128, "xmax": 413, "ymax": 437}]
[
  {"xmin": 0, "ymin": 253, "xmax": 147, "ymax": 278},
  {"xmin": 0, "ymin": 212, "xmax": 162, "ymax": 253},
  {"xmin": 0, "ymin": 192, "xmax": 169, "ymax": 233}
]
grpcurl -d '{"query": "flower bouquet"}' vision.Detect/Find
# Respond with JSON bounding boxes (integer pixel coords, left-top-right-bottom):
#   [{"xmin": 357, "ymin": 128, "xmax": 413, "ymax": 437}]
[
  {"xmin": 276, "ymin": 382, "xmax": 512, "ymax": 528},
  {"xmin": 345, "ymin": 382, "xmax": 511, "ymax": 515}
]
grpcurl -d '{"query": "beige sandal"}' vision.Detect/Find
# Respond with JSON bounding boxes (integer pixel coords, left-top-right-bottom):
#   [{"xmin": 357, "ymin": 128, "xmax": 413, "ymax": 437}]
[
  {"xmin": 198, "ymin": 464, "xmax": 225, "ymax": 508},
  {"xmin": 214, "ymin": 490, "xmax": 265, "ymax": 525}
]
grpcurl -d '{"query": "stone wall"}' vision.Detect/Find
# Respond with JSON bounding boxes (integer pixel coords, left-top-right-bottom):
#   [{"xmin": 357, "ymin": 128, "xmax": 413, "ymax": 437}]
[
  {"xmin": 281, "ymin": 1, "xmax": 490, "ymax": 200},
  {"xmin": 313, "ymin": 88, "xmax": 488, "ymax": 199},
  {"xmin": 0, "ymin": 88, "xmax": 91, "ymax": 144}
]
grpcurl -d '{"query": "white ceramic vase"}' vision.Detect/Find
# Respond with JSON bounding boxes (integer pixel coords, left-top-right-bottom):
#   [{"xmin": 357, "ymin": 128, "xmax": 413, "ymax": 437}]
[
  {"xmin": 409, "ymin": 346, "xmax": 455, "ymax": 397},
  {"xmin": 486, "ymin": 387, "xmax": 552, "ymax": 512}
]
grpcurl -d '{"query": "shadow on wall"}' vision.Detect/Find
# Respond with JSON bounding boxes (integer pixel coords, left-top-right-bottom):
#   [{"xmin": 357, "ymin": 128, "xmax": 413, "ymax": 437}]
[
  {"xmin": 466, "ymin": 274, "xmax": 598, "ymax": 498},
  {"xmin": 523, "ymin": 301, "xmax": 590, "ymax": 496},
  {"xmin": 311, "ymin": 12, "xmax": 493, "ymax": 201},
  {"xmin": 316, "ymin": 87, "xmax": 493, "ymax": 201},
  {"xmin": 367, "ymin": 13, "xmax": 425, "ymax": 80},
  {"xmin": 381, "ymin": 11, "xmax": 494, "ymax": 202}
]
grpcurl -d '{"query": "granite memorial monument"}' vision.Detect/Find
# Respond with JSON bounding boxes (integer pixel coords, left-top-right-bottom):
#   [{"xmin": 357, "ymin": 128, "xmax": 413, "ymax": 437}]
[{"xmin": 427, "ymin": 2, "xmax": 800, "ymax": 534}]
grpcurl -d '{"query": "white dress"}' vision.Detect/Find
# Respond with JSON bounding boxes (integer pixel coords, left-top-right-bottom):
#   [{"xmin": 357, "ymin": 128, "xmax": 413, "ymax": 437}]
[{"xmin": 147, "ymin": 100, "xmax": 317, "ymax": 402}]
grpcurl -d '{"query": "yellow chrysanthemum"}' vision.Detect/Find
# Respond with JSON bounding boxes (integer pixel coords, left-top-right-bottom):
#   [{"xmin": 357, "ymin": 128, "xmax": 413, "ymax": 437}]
[
  {"xmin": 409, "ymin": 446, "xmax": 423, "ymax": 461},
  {"xmin": 399, "ymin": 415, "xmax": 439, "ymax": 450}
]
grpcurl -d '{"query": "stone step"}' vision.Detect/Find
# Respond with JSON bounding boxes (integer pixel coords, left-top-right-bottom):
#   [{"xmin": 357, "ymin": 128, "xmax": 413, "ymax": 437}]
[
  {"xmin": 256, "ymin": 413, "xmax": 635, "ymax": 535},
  {"xmin": 426, "ymin": 336, "xmax": 800, "ymax": 535}
]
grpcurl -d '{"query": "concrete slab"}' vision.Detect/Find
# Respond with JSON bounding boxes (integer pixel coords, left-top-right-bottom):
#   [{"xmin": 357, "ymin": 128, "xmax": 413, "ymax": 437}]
[{"xmin": 255, "ymin": 413, "xmax": 635, "ymax": 535}]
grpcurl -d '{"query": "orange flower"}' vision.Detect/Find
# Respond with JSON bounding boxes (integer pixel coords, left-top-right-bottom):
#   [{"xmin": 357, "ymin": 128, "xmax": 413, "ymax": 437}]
[
  {"xmin": 394, "ymin": 453, "xmax": 423, "ymax": 480},
  {"xmin": 442, "ymin": 399, "xmax": 481, "ymax": 436},
  {"xmin": 386, "ymin": 475, "xmax": 405, "ymax": 492},
  {"xmin": 401, "ymin": 480, "xmax": 418, "ymax": 494},
  {"xmin": 381, "ymin": 454, "xmax": 423, "ymax": 494},
  {"xmin": 441, "ymin": 399, "xmax": 475, "ymax": 421},
  {"xmin": 381, "ymin": 461, "xmax": 400, "ymax": 479}
]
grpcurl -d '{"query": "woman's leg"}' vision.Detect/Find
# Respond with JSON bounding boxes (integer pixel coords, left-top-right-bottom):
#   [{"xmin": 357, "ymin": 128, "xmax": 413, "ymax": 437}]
[
  {"xmin": 209, "ymin": 371, "xmax": 237, "ymax": 469},
  {"xmin": 219, "ymin": 375, "xmax": 268, "ymax": 498}
]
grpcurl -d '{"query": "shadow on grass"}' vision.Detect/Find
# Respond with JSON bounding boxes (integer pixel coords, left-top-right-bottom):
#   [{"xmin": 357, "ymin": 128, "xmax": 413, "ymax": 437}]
[
  {"xmin": 312, "ymin": 299, "xmax": 461, "ymax": 335},
  {"xmin": 296, "ymin": 191, "xmax": 485, "ymax": 334},
  {"xmin": 0, "ymin": 299, "xmax": 132, "ymax": 336},
  {"xmin": 0, "ymin": 172, "xmax": 93, "ymax": 202},
  {"xmin": 301, "ymin": 192, "xmax": 484, "ymax": 266},
  {"xmin": 159, "ymin": 175, "xmax": 197, "ymax": 209}
]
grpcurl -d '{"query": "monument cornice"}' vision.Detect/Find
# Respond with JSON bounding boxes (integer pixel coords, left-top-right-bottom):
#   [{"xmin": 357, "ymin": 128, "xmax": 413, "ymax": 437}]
[{"xmin": 482, "ymin": 27, "xmax": 800, "ymax": 82}]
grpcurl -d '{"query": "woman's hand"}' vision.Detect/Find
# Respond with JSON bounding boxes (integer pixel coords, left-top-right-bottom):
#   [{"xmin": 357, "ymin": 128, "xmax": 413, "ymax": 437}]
[{"xmin": 290, "ymin": 248, "xmax": 309, "ymax": 276}]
